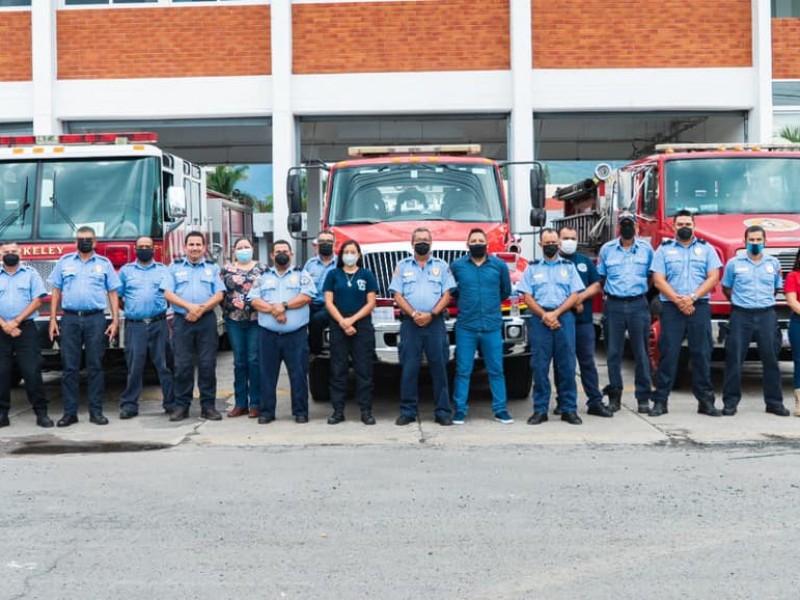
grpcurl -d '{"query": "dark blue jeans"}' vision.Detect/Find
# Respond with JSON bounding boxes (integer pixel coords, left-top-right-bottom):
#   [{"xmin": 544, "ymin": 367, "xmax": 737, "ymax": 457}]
[
  {"xmin": 226, "ymin": 318, "xmax": 260, "ymax": 410},
  {"xmin": 120, "ymin": 318, "xmax": 174, "ymax": 412},
  {"xmin": 172, "ymin": 312, "xmax": 218, "ymax": 411},
  {"xmin": 0, "ymin": 321, "xmax": 47, "ymax": 414},
  {"xmin": 259, "ymin": 327, "xmax": 309, "ymax": 419},
  {"xmin": 60, "ymin": 311, "xmax": 107, "ymax": 416},
  {"xmin": 530, "ymin": 311, "xmax": 577, "ymax": 414},
  {"xmin": 604, "ymin": 296, "xmax": 652, "ymax": 401},
  {"xmin": 452, "ymin": 326, "xmax": 506, "ymax": 415},
  {"xmin": 329, "ymin": 319, "xmax": 374, "ymax": 413},
  {"xmin": 398, "ymin": 317, "xmax": 451, "ymax": 419},
  {"xmin": 575, "ymin": 322, "xmax": 603, "ymax": 405}
]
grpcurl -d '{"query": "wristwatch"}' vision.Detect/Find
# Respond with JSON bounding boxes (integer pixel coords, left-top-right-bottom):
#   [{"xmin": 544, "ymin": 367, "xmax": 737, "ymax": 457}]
[
  {"xmin": 282, "ymin": 301, "xmax": 289, "ymax": 310},
  {"xmin": 690, "ymin": 293, "xmax": 698, "ymax": 302}
]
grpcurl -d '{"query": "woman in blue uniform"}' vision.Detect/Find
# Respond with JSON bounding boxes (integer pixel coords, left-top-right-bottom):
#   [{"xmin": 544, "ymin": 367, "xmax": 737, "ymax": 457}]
[{"xmin": 323, "ymin": 240, "xmax": 378, "ymax": 425}]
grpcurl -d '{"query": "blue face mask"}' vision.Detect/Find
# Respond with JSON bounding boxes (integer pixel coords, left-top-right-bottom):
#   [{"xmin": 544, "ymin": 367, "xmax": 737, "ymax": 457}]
[
  {"xmin": 747, "ymin": 243, "xmax": 764, "ymax": 256},
  {"xmin": 235, "ymin": 248, "xmax": 253, "ymax": 263}
]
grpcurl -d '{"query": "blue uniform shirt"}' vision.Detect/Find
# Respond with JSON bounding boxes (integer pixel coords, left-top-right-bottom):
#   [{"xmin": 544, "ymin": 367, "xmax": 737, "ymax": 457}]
[
  {"xmin": 596, "ymin": 238, "xmax": 653, "ymax": 297},
  {"xmin": 160, "ymin": 258, "xmax": 225, "ymax": 315},
  {"xmin": 0, "ymin": 265, "xmax": 47, "ymax": 322},
  {"xmin": 304, "ymin": 255, "xmax": 337, "ymax": 306},
  {"xmin": 450, "ymin": 254, "xmax": 511, "ymax": 332},
  {"xmin": 119, "ymin": 260, "xmax": 169, "ymax": 319},
  {"xmin": 651, "ymin": 238, "xmax": 722, "ymax": 301},
  {"xmin": 48, "ymin": 252, "xmax": 121, "ymax": 311},
  {"xmin": 388, "ymin": 256, "xmax": 456, "ymax": 313},
  {"xmin": 721, "ymin": 254, "xmax": 781, "ymax": 309},
  {"xmin": 561, "ymin": 252, "xmax": 600, "ymax": 325},
  {"xmin": 517, "ymin": 257, "xmax": 585, "ymax": 309},
  {"xmin": 247, "ymin": 266, "xmax": 316, "ymax": 333}
]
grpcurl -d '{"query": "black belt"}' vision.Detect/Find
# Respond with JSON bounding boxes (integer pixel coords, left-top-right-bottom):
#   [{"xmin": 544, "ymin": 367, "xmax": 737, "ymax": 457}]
[
  {"xmin": 606, "ymin": 294, "xmax": 645, "ymax": 302},
  {"xmin": 63, "ymin": 309, "xmax": 104, "ymax": 316},
  {"xmin": 732, "ymin": 305, "xmax": 774, "ymax": 314},
  {"xmin": 265, "ymin": 327, "xmax": 306, "ymax": 336},
  {"xmin": 126, "ymin": 313, "xmax": 167, "ymax": 324}
]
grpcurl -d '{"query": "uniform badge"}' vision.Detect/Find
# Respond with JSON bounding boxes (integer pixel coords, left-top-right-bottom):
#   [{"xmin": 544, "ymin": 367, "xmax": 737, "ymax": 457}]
[
  {"xmin": 94, "ymin": 265, "xmax": 103, "ymax": 273},
  {"xmin": 204, "ymin": 269, "xmax": 211, "ymax": 276},
  {"xmin": 694, "ymin": 248, "xmax": 702, "ymax": 256},
  {"xmin": 432, "ymin": 267, "xmax": 440, "ymax": 276},
  {"xmin": 577, "ymin": 263, "xmax": 588, "ymax": 273},
  {"xmin": 301, "ymin": 275, "xmax": 311, "ymax": 285},
  {"xmin": 560, "ymin": 269, "xmax": 568, "ymax": 278},
  {"xmin": 290, "ymin": 274, "xmax": 299, "ymax": 284},
  {"xmin": 766, "ymin": 264, "xmax": 775, "ymax": 274}
]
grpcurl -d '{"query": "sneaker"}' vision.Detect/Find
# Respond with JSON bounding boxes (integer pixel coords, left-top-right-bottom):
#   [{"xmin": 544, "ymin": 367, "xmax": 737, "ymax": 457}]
[
  {"xmin": 494, "ymin": 410, "xmax": 514, "ymax": 424},
  {"xmin": 453, "ymin": 411, "xmax": 466, "ymax": 425}
]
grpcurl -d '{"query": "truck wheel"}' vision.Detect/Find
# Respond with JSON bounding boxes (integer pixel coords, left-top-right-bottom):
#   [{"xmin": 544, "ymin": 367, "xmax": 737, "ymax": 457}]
[
  {"xmin": 504, "ymin": 355, "xmax": 532, "ymax": 400},
  {"xmin": 308, "ymin": 356, "xmax": 331, "ymax": 403}
]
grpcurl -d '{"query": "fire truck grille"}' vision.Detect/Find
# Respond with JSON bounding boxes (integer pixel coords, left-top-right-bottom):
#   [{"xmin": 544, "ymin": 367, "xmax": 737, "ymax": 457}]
[
  {"xmin": 24, "ymin": 260, "xmax": 57, "ymax": 292},
  {"xmin": 363, "ymin": 249, "xmax": 467, "ymax": 298},
  {"xmin": 773, "ymin": 250, "xmax": 797, "ymax": 278}
]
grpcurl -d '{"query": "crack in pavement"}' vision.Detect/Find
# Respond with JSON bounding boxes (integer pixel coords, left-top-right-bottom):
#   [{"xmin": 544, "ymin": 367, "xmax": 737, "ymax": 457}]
[{"xmin": 6, "ymin": 543, "xmax": 74, "ymax": 600}]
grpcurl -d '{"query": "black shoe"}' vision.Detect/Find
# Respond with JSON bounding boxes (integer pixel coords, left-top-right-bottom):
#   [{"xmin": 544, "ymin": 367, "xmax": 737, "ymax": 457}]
[
  {"xmin": 327, "ymin": 412, "xmax": 345, "ymax": 425},
  {"xmin": 169, "ymin": 407, "xmax": 190, "ymax": 422},
  {"xmin": 604, "ymin": 385, "xmax": 622, "ymax": 412},
  {"xmin": 395, "ymin": 415, "xmax": 416, "ymax": 426},
  {"xmin": 722, "ymin": 406, "xmax": 737, "ymax": 416},
  {"xmin": 561, "ymin": 412, "xmax": 583, "ymax": 425},
  {"xmin": 361, "ymin": 412, "xmax": 376, "ymax": 425},
  {"xmin": 258, "ymin": 414, "xmax": 275, "ymax": 425},
  {"xmin": 766, "ymin": 404, "xmax": 791, "ymax": 417},
  {"xmin": 649, "ymin": 402, "xmax": 668, "ymax": 417},
  {"xmin": 435, "ymin": 415, "xmax": 453, "ymax": 426},
  {"xmin": 57, "ymin": 414, "xmax": 78, "ymax": 427},
  {"xmin": 697, "ymin": 400, "xmax": 721, "ymax": 417},
  {"xmin": 0, "ymin": 412, "xmax": 8, "ymax": 428},
  {"xmin": 553, "ymin": 405, "xmax": 563, "ymax": 416},
  {"xmin": 35, "ymin": 413, "xmax": 54, "ymax": 428},
  {"xmin": 119, "ymin": 409, "xmax": 138, "ymax": 420},
  {"xmin": 637, "ymin": 401, "xmax": 650, "ymax": 414},
  {"xmin": 527, "ymin": 412, "xmax": 548, "ymax": 425},
  {"xmin": 587, "ymin": 404, "xmax": 613, "ymax": 418},
  {"xmin": 295, "ymin": 415, "xmax": 309, "ymax": 424},
  {"xmin": 201, "ymin": 408, "xmax": 223, "ymax": 421},
  {"xmin": 163, "ymin": 405, "xmax": 175, "ymax": 415},
  {"xmin": 89, "ymin": 413, "xmax": 109, "ymax": 425}
]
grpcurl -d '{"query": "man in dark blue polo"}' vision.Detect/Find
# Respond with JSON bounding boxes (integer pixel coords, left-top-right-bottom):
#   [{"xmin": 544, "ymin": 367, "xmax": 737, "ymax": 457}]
[
  {"xmin": 118, "ymin": 236, "xmax": 174, "ymax": 419},
  {"xmin": 0, "ymin": 241, "xmax": 52, "ymax": 428},
  {"xmin": 450, "ymin": 228, "xmax": 513, "ymax": 425},
  {"xmin": 49, "ymin": 226, "xmax": 121, "ymax": 427},
  {"xmin": 161, "ymin": 231, "xmax": 225, "ymax": 422},
  {"xmin": 248, "ymin": 240, "xmax": 316, "ymax": 424}
]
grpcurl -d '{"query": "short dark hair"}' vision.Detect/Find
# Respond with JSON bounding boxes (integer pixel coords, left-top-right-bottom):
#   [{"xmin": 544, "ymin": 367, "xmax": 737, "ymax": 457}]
[
  {"xmin": 466, "ymin": 228, "xmax": 486, "ymax": 241},
  {"xmin": 411, "ymin": 227, "xmax": 432, "ymax": 243},
  {"xmin": 272, "ymin": 239, "xmax": 292, "ymax": 253},
  {"xmin": 336, "ymin": 240, "xmax": 364, "ymax": 269},
  {"xmin": 135, "ymin": 236, "xmax": 153, "ymax": 246},
  {"xmin": 674, "ymin": 209, "xmax": 694, "ymax": 222},
  {"xmin": 317, "ymin": 229, "xmax": 335, "ymax": 242},
  {"xmin": 744, "ymin": 225, "xmax": 766, "ymax": 241},
  {"xmin": 540, "ymin": 227, "xmax": 558, "ymax": 239},
  {"xmin": 184, "ymin": 230, "xmax": 205, "ymax": 245},
  {"xmin": 77, "ymin": 225, "xmax": 96, "ymax": 238}
]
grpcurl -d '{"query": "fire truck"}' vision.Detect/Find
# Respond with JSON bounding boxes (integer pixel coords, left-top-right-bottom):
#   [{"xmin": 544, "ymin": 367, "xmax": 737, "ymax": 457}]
[
  {"xmin": 550, "ymin": 143, "xmax": 800, "ymax": 374},
  {"xmin": 0, "ymin": 132, "xmax": 222, "ymax": 372},
  {"xmin": 287, "ymin": 144, "xmax": 546, "ymax": 402}
]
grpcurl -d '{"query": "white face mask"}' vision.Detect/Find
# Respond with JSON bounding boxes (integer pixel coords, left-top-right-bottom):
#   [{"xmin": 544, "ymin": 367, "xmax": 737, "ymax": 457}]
[
  {"xmin": 342, "ymin": 254, "xmax": 358, "ymax": 267},
  {"xmin": 560, "ymin": 239, "xmax": 578, "ymax": 255}
]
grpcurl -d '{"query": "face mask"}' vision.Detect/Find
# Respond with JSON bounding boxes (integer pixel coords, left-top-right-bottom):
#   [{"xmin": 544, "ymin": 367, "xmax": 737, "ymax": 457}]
[
  {"xmin": 342, "ymin": 254, "xmax": 358, "ymax": 267},
  {"xmin": 676, "ymin": 227, "xmax": 693, "ymax": 241},
  {"xmin": 2, "ymin": 253, "xmax": 19, "ymax": 267},
  {"xmin": 235, "ymin": 248, "xmax": 253, "ymax": 263},
  {"xmin": 414, "ymin": 242, "xmax": 431, "ymax": 256},
  {"xmin": 77, "ymin": 239, "xmax": 93, "ymax": 253},
  {"xmin": 747, "ymin": 243, "xmax": 764, "ymax": 255},
  {"xmin": 620, "ymin": 223, "xmax": 635, "ymax": 240},
  {"xmin": 542, "ymin": 244, "xmax": 559, "ymax": 258},
  {"xmin": 135, "ymin": 248, "xmax": 154, "ymax": 263},
  {"xmin": 274, "ymin": 253, "xmax": 291, "ymax": 267},
  {"xmin": 560, "ymin": 240, "xmax": 578, "ymax": 255},
  {"xmin": 468, "ymin": 244, "xmax": 487, "ymax": 259},
  {"xmin": 318, "ymin": 242, "xmax": 334, "ymax": 257}
]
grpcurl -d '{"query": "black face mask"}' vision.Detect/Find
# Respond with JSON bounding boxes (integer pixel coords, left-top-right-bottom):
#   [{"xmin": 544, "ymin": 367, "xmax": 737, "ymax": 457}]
[
  {"xmin": 77, "ymin": 239, "xmax": 94, "ymax": 253},
  {"xmin": 2, "ymin": 253, "xmax": 19, "ymax": 267},
  {"xmin": 136, "ymin": 248, "xmax": 154, "ymax": 263},
  {"xmin": 620, "ymin": 223, "xmax": 635, "ymax": 240},
  {"xmin": 414, "ymin": 242, "xmax": 431, "ymax": 256},
  {"xmin": 542, "ymin": 244, "xmax": 559, "ymax": 258},
  {"xmin": 468, "ymin": 244, "xmax": 487, "ymax": 259},
  {"xmin": 318, "ymin": 242, "xmax": 334, "ymax": 257},
  {"xmin": 275, "ymin": 253, "xmax": 291, "ymax": 267},
  {"xmin": 676, "ymin": 227, "xmax": 693, "ymax": 241}
]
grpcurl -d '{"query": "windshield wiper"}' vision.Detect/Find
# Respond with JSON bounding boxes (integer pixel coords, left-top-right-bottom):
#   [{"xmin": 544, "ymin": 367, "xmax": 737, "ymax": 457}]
[
  {"xmin": 334, "ymin": 218, "xmax": 382, "ymax": 225},
  {"xmin": 0, "ymin": 176, "xmax": 30, "ymax": 237},
  {"xmin": 51, "ymin": 172, "xmax": 77, "ymax": 233}
]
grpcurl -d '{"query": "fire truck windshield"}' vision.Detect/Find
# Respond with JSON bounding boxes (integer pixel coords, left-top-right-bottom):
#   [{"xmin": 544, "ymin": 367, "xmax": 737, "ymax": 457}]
[
  {"xmin": 0, "ymin": 157, "xmax": 161, "ymax": 242},
  {"xmin": 665, "ymin": 157, "xmax": 800, "ymax": 216},
  {"xmin": 327, "ymin": 163, "xmax": 504, "ymax": 225}
]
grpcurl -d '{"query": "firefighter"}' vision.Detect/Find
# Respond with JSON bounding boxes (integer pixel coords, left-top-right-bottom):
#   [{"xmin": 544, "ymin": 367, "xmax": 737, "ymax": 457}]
[
  {"xmin": 649, "ymin": 210, "xmax": 722, "ymax": 417},
  {"xmin": 305, "ymin": 230, "xmax": 337, "ymax": 356}
]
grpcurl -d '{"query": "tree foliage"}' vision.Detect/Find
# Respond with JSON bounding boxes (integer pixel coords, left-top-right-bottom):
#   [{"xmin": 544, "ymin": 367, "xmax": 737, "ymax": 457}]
[
  {"xmin": 779, "ymin": 125, "xmax": 800, "ymax": 143},
  {"xmin": 207, "ymin": 165, "xmax": 249, "ymax": 196}
]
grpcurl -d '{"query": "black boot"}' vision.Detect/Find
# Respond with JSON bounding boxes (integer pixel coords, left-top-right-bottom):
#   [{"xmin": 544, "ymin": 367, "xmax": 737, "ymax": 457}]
[
  {"xmin": 697, "ymin": 394, "xmax": 721, "ymax": 417},
  {"xmin": 649, "ymin": 401, "xmax": 668, "ymax": 417},
  {"xmin": 603, "ymin": 385, "xmax": 622, "ymax": 413}
]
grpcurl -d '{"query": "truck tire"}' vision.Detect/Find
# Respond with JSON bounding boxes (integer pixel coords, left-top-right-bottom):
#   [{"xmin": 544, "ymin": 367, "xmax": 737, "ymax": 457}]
[
  {"xmin": 504, "ymin": 355, "xmax": 532, "ymax": 400},
  {"xmin": 309, "ymin": 356, "xmax": 331, "ymax": 403}
]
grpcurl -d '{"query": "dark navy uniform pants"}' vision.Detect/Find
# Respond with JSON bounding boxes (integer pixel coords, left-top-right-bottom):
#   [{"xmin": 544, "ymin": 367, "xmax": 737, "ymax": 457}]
[
  {"xmin": 60, "ymin": 311, "xmax": 107, "ymax": 416},
  {"xmin": 530, "ymin": 310, "xmax": 577, "ymax": 414},
  {"xmin": 604, "ymin": 295, "xmax": 651, "ymax": 401},
  {"xmin": 398, "ymin": 316, "xmax": 451, "ymax": 419},
  {"xmin": 0, "ymin": 321, "xmax": 47, "ymax": 415},
  {"xmin": 259, "ymin": 327, "xmax": 309, "ymax": 419},
  {"xmin": 329, "ymin": 319, "xmax": 374, "ymax": 414},
  {"xmin": 120, "ymin": 318, "xmax": 174, "ymax": 412},
  {"xmin": 172, "ymin": 312, "xmax": 217, "ymax": 411}
]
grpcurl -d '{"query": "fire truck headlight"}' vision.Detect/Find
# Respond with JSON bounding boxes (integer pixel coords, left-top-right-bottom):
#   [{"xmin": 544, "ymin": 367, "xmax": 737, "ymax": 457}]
[{"xmin": 505, "ymin": 324, "xmax": 523, "ymax": 341}]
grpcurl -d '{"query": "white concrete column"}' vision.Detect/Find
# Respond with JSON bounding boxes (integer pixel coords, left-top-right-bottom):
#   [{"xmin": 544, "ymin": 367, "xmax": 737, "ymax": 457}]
[
  {"xmin": 31, "ymin": 0, "xmax": 60, "ymax": 135},
  {"xmin": 271, "ymin": 0, "xmax": 296, "ymax": 247},
  {"xmin": 509, "ymin": 0, "xmax": 535, "ymax": 257},
  {"xmin": 750, "ymin": 0, "xmax": 773, "ymax": 142}
]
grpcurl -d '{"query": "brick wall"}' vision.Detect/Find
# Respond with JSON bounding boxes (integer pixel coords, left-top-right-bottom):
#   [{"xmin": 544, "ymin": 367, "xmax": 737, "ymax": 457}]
[
  {"xmin": 772, "ymin": 18, "xmax": 800, "ymax": 79},
  {"xmin": 293, "ymin": 0, "xmax": 509, "ymax": 74},
  {"xmin": 532, "ymin": 0, "xmax": 752, "ymax": 69},
  {"xmin": 0, "ymin": 11, "xmax": 32, "ymax": 82},
  {"xmin": 57, "ymin": 5, "xmax": 270, "ymax": 80}
]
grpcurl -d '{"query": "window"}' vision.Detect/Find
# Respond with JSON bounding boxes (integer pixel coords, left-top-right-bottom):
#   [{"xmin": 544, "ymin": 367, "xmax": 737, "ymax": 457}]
[
  {"xmin": 642, "ymin": 168, "xmax": 658, "ymax": 216},
  {"xmin": 0, "ymin": 0, "xmax": 31, "ymax": 6},
  {"xmin": 772, "ymin": 0, "xmax": 800, "ymax": 17}
]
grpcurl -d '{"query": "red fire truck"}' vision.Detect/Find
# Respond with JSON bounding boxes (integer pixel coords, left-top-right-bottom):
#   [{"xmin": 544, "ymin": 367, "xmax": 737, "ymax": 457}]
[
  {"xmin": 0, "ymin": 132, "xmax": 219, "ymax": 372},
  {"xmin": 550, "ymin": 143, "xmax": 800, "ymax": 374},
  {"xmin": 287, "ymin": 144, "xmax": 546, "ymax": 402}
]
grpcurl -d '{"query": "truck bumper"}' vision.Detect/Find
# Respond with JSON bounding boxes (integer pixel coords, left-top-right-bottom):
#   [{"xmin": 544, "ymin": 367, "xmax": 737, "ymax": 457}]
[{"xmin": 711, "ymin": 317, "xmax": 792, "ymax": 356}]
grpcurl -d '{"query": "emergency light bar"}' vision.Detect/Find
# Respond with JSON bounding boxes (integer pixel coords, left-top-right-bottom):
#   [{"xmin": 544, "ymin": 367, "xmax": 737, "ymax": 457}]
[
  {"xmin": 348, "ymin": 144, "xmax": 481, "ymax": 157},
  {"xmin": 656, "ymin": 142, "xmax": 800, "ymax": 153},
  {"xmin": 0, "ymin": 132, "xmax": 158, "ymax": 147}
]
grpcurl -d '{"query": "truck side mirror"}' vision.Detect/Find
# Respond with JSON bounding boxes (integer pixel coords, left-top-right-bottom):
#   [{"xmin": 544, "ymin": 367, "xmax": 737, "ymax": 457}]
[
  {"xmin": 529, "ymin": 208, "xmax": 546, "ymax": 227},
  {"xmin": 166, "ymin": 186, "xmax": 186, "ymax": 219},
  {"xmin": 530, "ymin": 163, "xmax": 546, "ymax": 210},
  {"xmin": 287, "ymin": 213, "xmax": 303, "ymax": 233},
  {"xmin": 287, "ymin": 171, "xmax": 303, "ymax": 214}
]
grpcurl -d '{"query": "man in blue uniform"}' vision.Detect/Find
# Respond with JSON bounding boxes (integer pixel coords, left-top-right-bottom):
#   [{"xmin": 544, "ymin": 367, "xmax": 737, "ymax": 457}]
[
  {"xmin": 118, "ymin": 236, "xmax": 174, "ymax": 419},
  {"xmin": 517, "ymin": 228, "xmax": 585, "ymax": 425},
  {"xmin": 161, "ymin": 231, "xmax": 225, "ymax": 422},
  {"xmin": 721, "ymin": 225, "xmax": 788, "ymax": 416},
  {"xmin": 0, "ymin": 241, "xmax": 52, "ymax": 428},
  {"xmin": 305, "ymin": 230, "xmax": 336, "ymax": 356},
  {"xmin": 596, "ymin": 212, "xmax": 653, "ymax": 414},
  {"xmin": 248, "ymin": 239, "xmax": 316, "ymax": 424},
  {"xmin": 389, "ymin": 227, "xmax": 455, "ymax": 426},
  {"xmin": 650, "ymin": 210, "xmax": 722, "ymax": 417},
  {"xmin": 450, "ymin": 228, "xmax": 513, "ymax": 425},
  {"xmin": 49, "ymin": 226, "xmax": 121, "ymax": 427}
]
